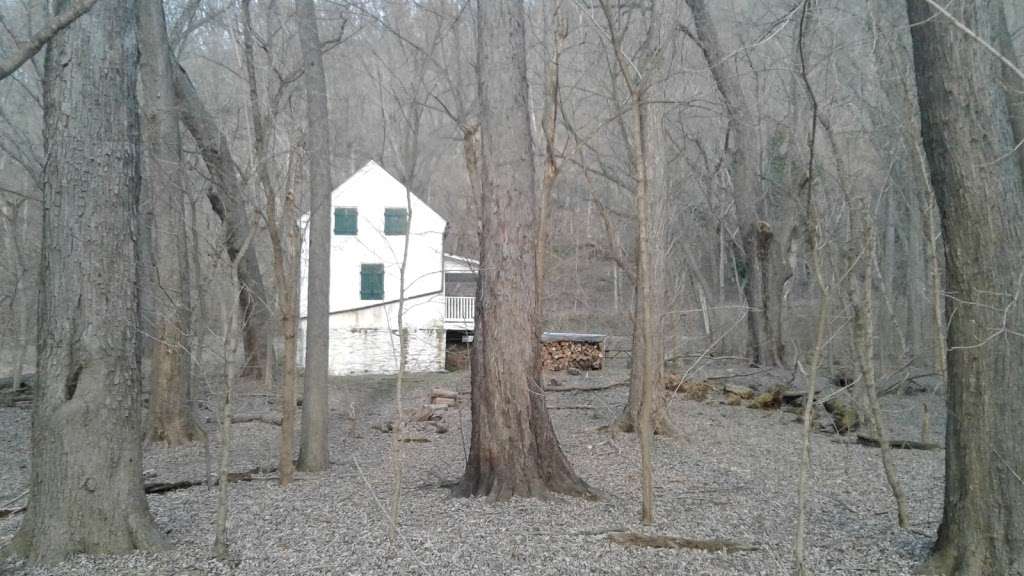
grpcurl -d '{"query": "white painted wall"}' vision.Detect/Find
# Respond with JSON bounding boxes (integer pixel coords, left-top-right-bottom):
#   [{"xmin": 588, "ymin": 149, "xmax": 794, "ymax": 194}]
[
  {"xmin": 298, "ymin": 292, "xmax": 445, "ymax": 375},
  {"xmin": 297, "ymin": 161, "xmax": 448, "ymax": 375}
]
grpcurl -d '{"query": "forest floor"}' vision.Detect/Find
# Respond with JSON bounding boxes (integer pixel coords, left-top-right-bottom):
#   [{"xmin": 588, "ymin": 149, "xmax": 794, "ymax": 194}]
[{"xmin": 0, "ymin": 360, "xmax": 945, "ymax": 575}]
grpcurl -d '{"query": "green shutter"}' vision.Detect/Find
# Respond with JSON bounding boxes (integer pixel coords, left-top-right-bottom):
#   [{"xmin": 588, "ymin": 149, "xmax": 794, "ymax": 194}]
[
  {"xmin": 384, "ymin": 208, "xmax": 408, "ymax": 235},
  {"xmin": 360, "ymin": 264, "xmax": 384, "ymax": 300},
  {"xmin": 334, "ymin": 208, "xmax": 357, "ymax": 235}
]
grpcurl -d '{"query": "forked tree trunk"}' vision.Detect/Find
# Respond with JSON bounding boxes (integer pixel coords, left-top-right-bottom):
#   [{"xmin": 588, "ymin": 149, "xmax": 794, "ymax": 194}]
[
  {"xmin": 597, "ymin": 0, "xmax": 673, "ymax": 440},
  {"xmin": 455, "ymin": 0, "xmax": 591, "ymax": 500},
  {"xmin": 907, "ymin": 1, "xmax": 1024, "ymax": 573},
  {"xmin": 685, "ymin": 0, "xmax": 785, "ymax": 367},
  {"xmin": 296, "ymin": 0, "xmax": 333, "ymax": 473},
  {"xmin": 5, "ymin": 0, "xmax": 163, "ymax": 563},
  {"xmin": 139, "ymin": 0, "xmax": 204, "ymax": 446}
]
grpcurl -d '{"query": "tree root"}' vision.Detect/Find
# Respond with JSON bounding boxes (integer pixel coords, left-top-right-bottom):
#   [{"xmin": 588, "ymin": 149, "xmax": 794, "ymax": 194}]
[{"xmin": 606, "ymin": 531, "xmax": 760, "ymax": 553}]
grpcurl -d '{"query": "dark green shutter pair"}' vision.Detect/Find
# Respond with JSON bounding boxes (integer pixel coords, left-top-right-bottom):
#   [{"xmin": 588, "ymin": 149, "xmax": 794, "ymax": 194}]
[
  {"xmin": 335, "ymin": 207, "xmax": 406, "ymax": 235},
  {"xmin": 384, "ymin": 208, "xmax": 408, "ymax": 235},
  {"xmin": 361, "ymin": 264, "xmax": 384, "ymax": 300},
  {"xmin": 334, "ymin": 208, "xmax": 357, "ymax": 235}
]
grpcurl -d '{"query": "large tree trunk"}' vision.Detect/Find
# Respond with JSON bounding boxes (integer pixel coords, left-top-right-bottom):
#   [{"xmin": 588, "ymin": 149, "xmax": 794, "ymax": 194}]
[
  {"xmin": 5, "ymin": 0, "xmax": 163, "ymax": 562},
  {"xmin": 138, "ymin": 0, "xmax": 204, "ymax": 446},
  {"xmin": 295, "ymin": 0, "xmax": 333, "ymax": 473},
  {"xmin": 171, "ymin": 59, "xmax": 271, "ymax": 380},
  {"xmin": 685, "ymin": 0, "xmax": 785, "ymax": 367},
  {"xmin": 907, "ymin": 1, "xmax": 1024, "ymax": 573},
  {"xmin": 455, "ymin": 0, "xmax": 591, "ymax": 500},
  {"xmin": 992, "ymin": 0, "xmax": 1024, "ymax": 172}
]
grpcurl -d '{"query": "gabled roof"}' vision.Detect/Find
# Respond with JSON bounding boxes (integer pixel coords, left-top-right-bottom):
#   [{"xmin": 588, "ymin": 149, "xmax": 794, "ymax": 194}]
[{"xmin": 302, "ymin": 160, "xmax": 446, "ymax": 226}]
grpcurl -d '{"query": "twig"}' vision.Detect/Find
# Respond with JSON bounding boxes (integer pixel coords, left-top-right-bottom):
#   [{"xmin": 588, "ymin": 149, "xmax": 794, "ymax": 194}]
[
  {"xmin": 0, "ymin": 490, "xmax": 27, "ymax": 509},
  {"xmin": 920, "ymin": 0, "xmax": 1024, "ymax": 83}
]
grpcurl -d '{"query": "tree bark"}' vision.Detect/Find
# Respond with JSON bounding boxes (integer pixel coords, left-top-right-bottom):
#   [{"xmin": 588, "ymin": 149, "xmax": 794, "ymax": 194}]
[
  {"xmin": 685, "ymin": 0, "xmax": 785, "ymax": 367},
  {"xmin": 138, "ymin": 0, "xmax": 204, "ymax": 447},
  {"xmin": 4, "ymin": 0, "xmax": 163, "ymax": 562},
  {"xmin": 907, "ymin": 1, "xmax": 1024, "ymax": 573},
  {"xmin": 296, "ymin": 0, "xmax": 333, "ymax": 473},
  {"xmin": 992, "ymin": 0, "xmax": 1024, "ymax": 172},
  {"xmin": 0, "ymin": 0, "xmax": 99, "ymax": 82},
  {"xmin": 455, "ymin": 0, "xmax": 591, "ymax": 500},
  {"xmin": 171, "ymin": 59, "xmax": 270, "ymax": 380}
]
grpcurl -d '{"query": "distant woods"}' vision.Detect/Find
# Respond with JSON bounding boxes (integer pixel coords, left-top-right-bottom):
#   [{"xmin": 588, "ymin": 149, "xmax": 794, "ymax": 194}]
[{"xmin": 0, "ymin": 1, "xmax": 1021, "ymax": 574}]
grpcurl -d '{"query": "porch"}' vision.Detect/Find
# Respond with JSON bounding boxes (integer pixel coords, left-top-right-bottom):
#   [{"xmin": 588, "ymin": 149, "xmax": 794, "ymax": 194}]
[{"xmin": 444, "ymin": 296, "xmax": 475, "ymax": 331}]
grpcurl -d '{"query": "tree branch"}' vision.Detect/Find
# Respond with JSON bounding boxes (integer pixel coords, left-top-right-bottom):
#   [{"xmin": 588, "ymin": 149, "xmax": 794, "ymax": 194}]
[{"xmin": 0, "ymin": 0, "xmax": 100, "ymax": 82}]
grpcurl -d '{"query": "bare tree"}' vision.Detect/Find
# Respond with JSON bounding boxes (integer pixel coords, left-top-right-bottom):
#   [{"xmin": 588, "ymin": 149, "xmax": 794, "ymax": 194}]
[
  {"xmin": 172, "ymin": 59, "xmax": 273, "ymax": 380},
  {"xmin": 684, "ymin": 0, "xmax": 788, "ymax": 368},
  {"xmin": 296, "ymin": 0, "xmax": 334, "ymax": 473},
  {"xmin": 455, "ymin": 0, "xmax": 591, "ymax": 500},
  {"xmin": 3, "ymin": 0, "xmax": 163, "ymax": 562},
  {"xmin": 139, "ymin": 0, "xmax": 205, "ymax": 446},
  {"xmin": 907, "ymin": 1, "xmax": 1024, "ymax": 573},
  {"xmin": 594, "ymin": 0, "xmax": 666, "ymax": 522},
  {"xmin": 0, "ymin": 0, "xmax": 98, "ymax": 82}
]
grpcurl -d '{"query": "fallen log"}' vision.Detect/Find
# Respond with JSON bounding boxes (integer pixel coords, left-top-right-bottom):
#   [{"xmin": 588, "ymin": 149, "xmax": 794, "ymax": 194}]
[
  {"xmin": 430, "ymin": 387, "xmax": 458, "ymax": 400},
  {"xmin": 606, "ymin": 531, "xmax": 760, "ymax": 553},
  {"xmin": 856, "ymin": 434, "xmax": 941, "ymax": 451},
  {"xmin": 545, "ymin": 380, "xmax": 626, "ymax": 393},
  {"xmin": 722, "ymin": 384, "xmax": 755, "ymax": 399},
  {"xmin": 231, "ymin": 414, "xmax": 282, "ymax": 426},
  {"xmin": 0, "ymin": 469, "xmax": 276, "ymax": 517},
  {"xmin": 144, "ymin": 466, "xmax": 277, "ymax": 495}
]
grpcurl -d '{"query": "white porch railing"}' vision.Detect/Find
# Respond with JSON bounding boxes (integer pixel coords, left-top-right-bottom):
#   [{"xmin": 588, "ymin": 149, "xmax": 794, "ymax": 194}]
[{"xmin": 445, "ymin": 296, "xmax": 475, "ymax": 323}]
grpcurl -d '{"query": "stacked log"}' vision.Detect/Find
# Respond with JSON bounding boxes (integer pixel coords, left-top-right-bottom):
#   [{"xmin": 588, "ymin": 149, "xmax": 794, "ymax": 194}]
[
  {"xmin": 542, "ymin": 340, "xmax": 603, "ymax": 371},
  {"xmin": 428, "ymin": 387, "xmax": 459, "ymax": 410}
]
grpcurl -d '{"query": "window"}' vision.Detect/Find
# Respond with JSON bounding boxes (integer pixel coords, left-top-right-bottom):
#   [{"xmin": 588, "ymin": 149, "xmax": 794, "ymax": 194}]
[
  {"xmin": 360, "ymin": 264, "xmax": 384, "ymax": 300},
  {"xmin": 334, "ymin": 207, "xmax": 357, "ymax": 235},
  {"xmin": 384, "ymin": 208, "xmax": 408, "ymax": 235}
]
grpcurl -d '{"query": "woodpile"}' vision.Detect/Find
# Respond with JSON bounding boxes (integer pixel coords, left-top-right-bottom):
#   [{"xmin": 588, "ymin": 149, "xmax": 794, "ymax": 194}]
[
  {"xmin": 542, "ymin": 340, "xmax": 603, "ymax": 371},
  {"xmin": 428, "ymin": 387, "xmax": 458, "ymax": 410},
  {"xmin": 372, "ymin": 387, "xmax": 460, "ymax": 435}
]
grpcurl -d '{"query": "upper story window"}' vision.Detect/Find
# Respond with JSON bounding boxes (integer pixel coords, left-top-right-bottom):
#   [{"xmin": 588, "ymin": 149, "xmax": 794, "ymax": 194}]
[
  {"xmin": 334, "ymin": 207, "xmax": 357, "ymax": 235},
  {"xmin": 384, "ymin": 208, "xmax": 408, "ymax": 235}
]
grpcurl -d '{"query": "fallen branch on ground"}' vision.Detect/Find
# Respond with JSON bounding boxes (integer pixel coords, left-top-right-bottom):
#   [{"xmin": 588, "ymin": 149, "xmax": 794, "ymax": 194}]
[
  {"xmin": 231, "ymin": 414, "xmax": 283, "ymax": 426},
  {"xmin": 856, "ymin": 434, "xmax": 941, "ymax": 451},
  {"xmin": 144, "ymin": 466, "xmax": 278, "ymax": 495},
  {"xmin": 703, "ymin": 369, "xmax": 770, "ymax": 381},
  {"xmin": 545, "ymin": 380, "xmax": 626, "ymax": 392},
  {"xmin": 548, "ymin": 404, "xmax": 594, "ymax": 410},
  {"xmin": 606, "ymin": 531, "xmax": 760, "ymax": 553}
]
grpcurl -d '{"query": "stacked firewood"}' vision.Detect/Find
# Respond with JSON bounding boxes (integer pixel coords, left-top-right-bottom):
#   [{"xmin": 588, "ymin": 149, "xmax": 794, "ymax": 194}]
[
  {"xmin": 428, "ymin": 387, "xmax": 458, "ymax": 410},
  {"xmin": 542, "ymin": 341, "xmax": 603, "ymax": 371},
  {"xmin": 372, "ymin": 387, "xmax": 459, "ymax": 436}
]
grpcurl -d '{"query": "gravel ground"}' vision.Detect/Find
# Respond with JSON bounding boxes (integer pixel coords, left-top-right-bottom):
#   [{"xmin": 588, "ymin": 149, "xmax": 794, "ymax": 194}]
[{"xmin": 0, "ymin": 363, "xmax": 945, "ymax": 575}]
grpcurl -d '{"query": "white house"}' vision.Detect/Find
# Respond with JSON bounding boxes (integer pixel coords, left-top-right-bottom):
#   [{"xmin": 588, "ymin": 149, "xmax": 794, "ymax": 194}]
[{"xmin": 297, "ymin": 161, "xmax": 477, "ymax": 375}]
